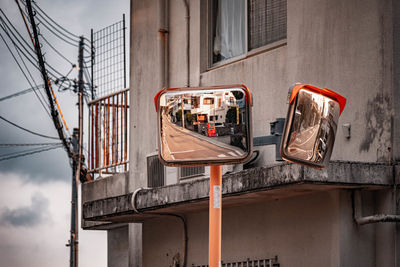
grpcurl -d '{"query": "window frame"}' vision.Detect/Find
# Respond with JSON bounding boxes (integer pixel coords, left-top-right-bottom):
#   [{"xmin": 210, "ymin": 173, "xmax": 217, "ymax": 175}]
[{"xmin": 207, "ymin": 0, "xmax": 287, "ymax": 70}]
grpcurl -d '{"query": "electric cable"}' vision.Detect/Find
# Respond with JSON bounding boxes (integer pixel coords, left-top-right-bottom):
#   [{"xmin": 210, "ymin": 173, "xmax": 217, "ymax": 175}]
[
  {"xmin": 25, "ymin": 0, "xmax": 73, "ymax": 158},
  {"xmin": 0, "ymin": 16, "xmax": 38, "ymax": 65},
  {"xmin": 31, "ymin": 1, "xmax": 81, "ymax": 40},
  {"xmin": 33, "ymin": 15, "xmax": 78, "ymax": 47},
  {"xmin": 0, "ymin": 145, "xmax": 62, "ymax": 162},
  {"xmin": 0, "ymin": 9, "xmax": 35, "ymax": 53},
  {"xmin": 41, "ymin": 34, "xmax": 75, "ymax": 66},
  {"xmin": 0, "ymin": 20, "xmax": 51, "ymax": 112},
  {"xmin": 0, "ymin": 19, "xmax": 61, "ymax": 82},
  {"xmin": 14, "ymin": 0, "xmax": 35, "ymax": 46},
  {"xmin": 2, "ymin": 6, "xmax": 76, "ymax": 80},
  {"xmin": 0, "ymin": 115, "xmax": 59, "ymax": 140},
  {"xmin": 0, "ymin": 142, "xmax": 61, "ymax": 146},
  {"xmin": 0, "ymin": 144, "xmax": 59, "ymax": 157},
  {"xmin": 34, "ymin": 9, "xmax": 79, "ymax": 43},
  {"xmin": 55, "ymin": 66, "xmax": 76, "ymax": 92},
  {"xmin": 0, "ymin": 31, "xmax": 51, "ymax": 117},
  {"xmin": 0, "ymin": 84, "xmax": 44, "ymax": 102}
]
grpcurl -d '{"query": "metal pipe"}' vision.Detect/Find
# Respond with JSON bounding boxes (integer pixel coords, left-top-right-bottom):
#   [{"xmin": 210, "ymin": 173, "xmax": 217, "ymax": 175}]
[
  {"xmin": 131, "ymin": 187, "xmax": 187, "ymax": 267},
  {"xmin": 182, "ymin": 0, "xmax": 190, "ymax": 87},
  {"xmin": 356, "ymin": 214, "xmax": 400, "ymax": 225},
  {"xmin": 87, "ymin": 88, "xmax": 129, "ymax": 105},
  {"xmin": 353, "ymin": 190, "xmax": 400, "ymax": 225},
  {"xmin": 87, "ymin": 160, "xmax": 129, "ymax": 173},
  {"xmin": 95, "ymin": 103, "xmax": 99, "ymax": 169},
  {"xmin": 123, "ymin": 14, "xmax": 126, "ymax": 89},
  {"xmin": 91, "ymin": 29, "xmax": 94, "ymax": 100},
  {"xmin": 158, "ymin": 0, "xmax": 169, "ymax": 89},
  {"xmin": 209, "ymin": 165, "xmax": 222, "ymax": 267},
  {"xmin": 124, "ymin": 90, "xmax": 128, "ymax": 171}
]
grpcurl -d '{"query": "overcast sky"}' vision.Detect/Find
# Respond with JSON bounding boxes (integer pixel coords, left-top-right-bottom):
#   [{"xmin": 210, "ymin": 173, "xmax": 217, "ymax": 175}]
[{"xmin": 0, "ymin": 0, "xmax": 130, "ymax": 266}]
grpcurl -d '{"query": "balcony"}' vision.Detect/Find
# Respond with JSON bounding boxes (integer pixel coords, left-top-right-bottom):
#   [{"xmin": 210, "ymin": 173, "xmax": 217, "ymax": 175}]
[{"xmin": 87, "ymin": 88, "xmax": 129, "ymax": 177}]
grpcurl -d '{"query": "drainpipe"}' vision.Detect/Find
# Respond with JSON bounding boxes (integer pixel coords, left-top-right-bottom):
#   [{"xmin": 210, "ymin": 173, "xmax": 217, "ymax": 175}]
[
  {"xmin": 132, "ymin": 188, "xmax": 187, "ymax": 267},
  {"xmin": 353, "ymin": 190, "xmax": 400, "ymax": 225},
  {"xmin": 182, "ymin": 0, "xmax": 190, "ymax": 87},
  {"xmin": 158, "ymin": 0, "xmax": 169, "ymax": 88}
]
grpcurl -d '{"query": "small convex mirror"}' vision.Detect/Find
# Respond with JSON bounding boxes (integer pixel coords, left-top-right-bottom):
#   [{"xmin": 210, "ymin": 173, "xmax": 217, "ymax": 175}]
[
  {"xmin": 154, "ymin": 85, "xmax": 253, "ymax": 166},
  {"xmin": 280, "ymin": 83, "xmax": 346, "ymax": 169}
]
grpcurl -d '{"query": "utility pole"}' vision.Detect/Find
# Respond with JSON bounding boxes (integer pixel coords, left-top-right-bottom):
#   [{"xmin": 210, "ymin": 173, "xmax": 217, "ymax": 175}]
[
  {"xmin": 23, "ymin": 2, "xmax": 84, "ymax": 266},
  {"xmin": 69, "ymin": 128, "xmax": 79, "ymax": 267},
  {"xmin": 68, "ymin": 36, "xmax": 84, "ymax": 267},
  {"xmin": 25, "ymin": 0, "xmax": 72, "ymax": 158}
]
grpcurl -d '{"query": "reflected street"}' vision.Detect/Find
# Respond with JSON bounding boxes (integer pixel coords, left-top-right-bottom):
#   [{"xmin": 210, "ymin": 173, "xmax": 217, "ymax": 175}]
[{"xmin": 161, "ymin": 114, "xmax": 245, "ymax": 161}]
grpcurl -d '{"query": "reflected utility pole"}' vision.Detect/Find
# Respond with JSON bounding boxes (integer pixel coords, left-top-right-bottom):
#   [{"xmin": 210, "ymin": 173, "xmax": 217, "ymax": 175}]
[{"xmin": 181, "ymin": 95, "xmax": 185, "ymax": 129}]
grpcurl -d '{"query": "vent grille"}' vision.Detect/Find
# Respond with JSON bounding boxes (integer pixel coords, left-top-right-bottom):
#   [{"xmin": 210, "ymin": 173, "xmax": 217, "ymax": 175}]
[
  {"xmin": 248, "ymin": 0, "xmax": 287, "ymax": 50},
  {"xmin": 147, "ymin": 154, "xmax": 165, "ymax": 187},
  {"xmin": 180, "ymin": 166, "xmax": 205, "ymax": 179},
  {"xmin": 193, "ymin": 256, "xmax": 279, "ymax": 267}
]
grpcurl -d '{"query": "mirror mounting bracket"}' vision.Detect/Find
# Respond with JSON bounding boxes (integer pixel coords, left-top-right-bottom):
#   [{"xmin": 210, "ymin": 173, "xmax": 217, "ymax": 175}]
[{"xmin": 253, "ymin": 118, "xmax": 285, "ymax": 161}]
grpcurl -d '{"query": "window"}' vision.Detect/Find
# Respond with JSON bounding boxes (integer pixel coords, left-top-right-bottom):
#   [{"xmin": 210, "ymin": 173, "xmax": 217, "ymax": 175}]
[
  {"xmin": 203, "ymin": 98, "xmax": 215, "ymax": 105},
  {"xmin": 211, "ymin": 0, "xmax": 287, "ymax": 65},
  {"xmin": 147, "ymin": 154, "xmax": 165, "ymax": 187}
]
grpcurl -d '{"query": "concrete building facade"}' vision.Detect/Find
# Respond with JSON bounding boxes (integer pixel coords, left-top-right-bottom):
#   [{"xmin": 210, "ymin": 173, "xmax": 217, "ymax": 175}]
[{"xmin": 82, "ymin": 0, "xmax": 400, "ymax": 266}]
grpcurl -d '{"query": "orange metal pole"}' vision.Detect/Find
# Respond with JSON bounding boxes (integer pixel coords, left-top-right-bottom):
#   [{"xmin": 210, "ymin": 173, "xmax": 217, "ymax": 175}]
[{"xmin": 209, "ymin": 165, "xmax": 222, "ymax": 267}]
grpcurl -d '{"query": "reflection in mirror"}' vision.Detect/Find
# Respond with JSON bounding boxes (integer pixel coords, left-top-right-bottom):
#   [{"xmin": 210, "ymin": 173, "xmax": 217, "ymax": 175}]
[
  {"xmin": 281, "ymin": 89, "xmax": 340, "ymax": 169},
  {"xmin": 158, "ymin": 87, "xmax": 252, "ymax": 166}
]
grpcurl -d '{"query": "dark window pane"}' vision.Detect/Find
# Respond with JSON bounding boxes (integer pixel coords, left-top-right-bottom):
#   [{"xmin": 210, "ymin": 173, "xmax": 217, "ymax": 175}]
[
  {"xmin": 147, "ymin": 155, "xmax": 165, "ymax": 187},
  {"xmin": 248, "ymin": 0, "xmax": 287, "ymax": 50}
]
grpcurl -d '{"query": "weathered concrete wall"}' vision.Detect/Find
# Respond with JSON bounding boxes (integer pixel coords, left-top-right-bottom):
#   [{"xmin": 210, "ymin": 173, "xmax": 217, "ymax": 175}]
[
  {"xmin": 129, "ymin": 1, "xmax": 160, "ymax": 265},
  {"xmin": 143, "ymin": 190, "xmax": 341, "ymax": 266},
  {"xmin": 142, "ymin": 189, "xmax": 396, "ymax": 267},
  {"xmin": 108, "ymin": 226, "xmax": 129, "ymax": 267},
  {"xmin": 82, "ymin": 172, "xmax": 129, "ymax": 203},
  {"xmin": 286, "ymin": 0, "xmax": 394, "ymax": 163}
]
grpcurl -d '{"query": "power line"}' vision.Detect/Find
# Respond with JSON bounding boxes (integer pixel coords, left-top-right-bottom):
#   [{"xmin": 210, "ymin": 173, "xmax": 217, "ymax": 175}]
[
  {"xmin": 0, "ymin": 9, "xmax": 35, "ymax": 53},
  {"xmin": 0, "ymin": 20, "xmax": 51, "ymax": 114},
  {"xmin": 41, "ymin": 34, "xmax": 75, "ymax": 66},
  {"xmin": 0, "ymin": 30, "xmax": 51, "ymax": 117},
  {"xmin": 0, "ymin": 16, "xmax": 64, "ymax": 81},
  {"xmin": 0, "ymin": 84, "xmax": 43, "ymax": 102},
  {"xmin": 0, "ymin": 16, "xmax": 38, "ymax": 66},
  {"xmin": 33, "ymin": 15, "xmax": 78, "ymax": 47},
  {"xmin": 0, "ymin": 142, "xmax": 61, "ymax": 147},
  {"xmin": 0, "ymin": 115, "xmax": 59, "ymax": 140},
  {"xmin": 0, "ymin": 9, "xmax": 71, "ymax": 81},
  {"xmin": 25, "ymin": 0, "xmax": 73, "ymax": 157},
  {"xmin": 34, "ymin": 9, "xmax": 79, "ymax": 43},
  {"xmin": 0, "ymin": 145, "xmax": 62, "ymax": 162},
  {"xmin": 32, "ymin": 1, "xmax": 81, "ymax": 40},
  {"xmin": 0, "ymin": 144, "xmax": 59, "ymax": 157}
]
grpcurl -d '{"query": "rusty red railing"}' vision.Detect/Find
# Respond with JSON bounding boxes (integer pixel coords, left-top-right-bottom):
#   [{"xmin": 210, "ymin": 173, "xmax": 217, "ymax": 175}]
[{"xmin": 88, "ymin": 88, "xmax": 129, "ymax": 176}]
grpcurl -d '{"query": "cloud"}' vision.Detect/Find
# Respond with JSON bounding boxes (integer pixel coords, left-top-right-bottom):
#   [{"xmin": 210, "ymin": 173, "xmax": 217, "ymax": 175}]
[
  {"xmin": 0, "ymin": 172, "xmax": 107, "ymax": 267},
  {"xmin": 0, "ymin": 192, "xmax": 50, "ymax": 227}
]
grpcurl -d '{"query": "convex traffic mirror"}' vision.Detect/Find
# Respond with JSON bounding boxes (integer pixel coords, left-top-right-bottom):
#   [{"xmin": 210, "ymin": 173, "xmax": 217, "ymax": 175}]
[
  {"xmin": 281, "ymin": 83, "xmax": 346, "ymax": 169},
  {"xmin": 154, "ymin": 85, "xmax": 253, "ymax": 166}
]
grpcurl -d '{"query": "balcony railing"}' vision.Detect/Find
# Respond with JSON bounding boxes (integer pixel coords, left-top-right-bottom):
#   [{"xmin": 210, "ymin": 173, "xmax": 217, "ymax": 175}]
[{"xmin": 87, "ymin": 88, "xmax": 129, "ymax": 176}]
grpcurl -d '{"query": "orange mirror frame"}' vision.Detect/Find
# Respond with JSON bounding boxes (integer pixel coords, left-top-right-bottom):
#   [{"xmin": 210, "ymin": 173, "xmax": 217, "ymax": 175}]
[
  {"xmin": 280, "ymin": 83, "xmax": 346, "ymax": 169},
  {"xmin": 154, "ymin": 85, "xmax": 253, "ymax": 166}
]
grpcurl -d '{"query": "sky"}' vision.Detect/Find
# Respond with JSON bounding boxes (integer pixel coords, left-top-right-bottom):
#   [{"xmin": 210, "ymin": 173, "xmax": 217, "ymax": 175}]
[{"xmin": 0, "ymin": 0, "xmax": 130, "ymax": 266}]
